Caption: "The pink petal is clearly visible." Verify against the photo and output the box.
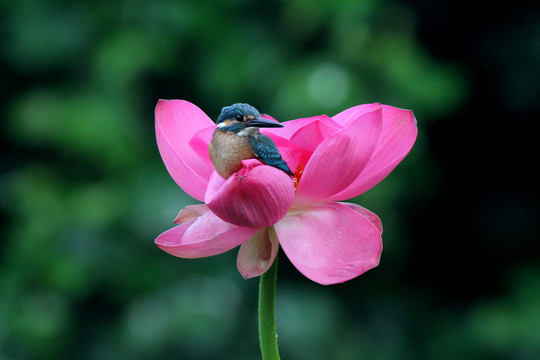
[155,100,214,201]
[156,128,209,202]
[332,103,382,126]
[330,105,418,200]
[339,202,383,234]
[261,115,341,141]
[294,107,383,205]
[174,204,210,224]
[289,115,342,153]
[259,116,341,176]
[275,202,383,285]
[205,164,295,228]
[188,126,215,168]
[237,227,279,279]
[156,209,258,258]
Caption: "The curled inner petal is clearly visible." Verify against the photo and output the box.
[205,164,295,228]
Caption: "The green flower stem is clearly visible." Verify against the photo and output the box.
[258,253,281,360]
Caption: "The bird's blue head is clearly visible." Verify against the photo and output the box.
[216,103,283,128]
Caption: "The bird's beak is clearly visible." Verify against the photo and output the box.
[247,117,284,128]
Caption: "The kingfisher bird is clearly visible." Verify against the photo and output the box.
[208,103,293,179]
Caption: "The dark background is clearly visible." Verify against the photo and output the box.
[1,0,539,359]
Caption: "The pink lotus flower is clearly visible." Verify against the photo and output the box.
[155,100,417,285]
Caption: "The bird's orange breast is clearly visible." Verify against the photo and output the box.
[208,130,255,178]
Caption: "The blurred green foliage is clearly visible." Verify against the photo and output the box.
[1,0,538,359]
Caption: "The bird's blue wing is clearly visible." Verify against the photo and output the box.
[249,134,293,176]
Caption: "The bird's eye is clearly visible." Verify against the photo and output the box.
[235,114,244,121]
